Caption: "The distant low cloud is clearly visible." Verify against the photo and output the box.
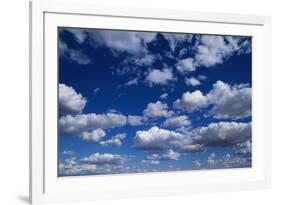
[59,112,127,136]
[81,153,128,165]
[59,84,87,115]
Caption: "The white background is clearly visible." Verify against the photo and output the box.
[0,0,279,204]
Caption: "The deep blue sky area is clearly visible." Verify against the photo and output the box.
[58,27,252,176]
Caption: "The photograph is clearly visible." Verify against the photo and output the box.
[58,27,252,177]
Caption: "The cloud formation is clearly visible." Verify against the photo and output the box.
[163,115,191,127]
[173,90,209,112]
[99,133,126,147]
[195,122,251,146]
[134,126,191,151]
[207,81,252,119]
[59,112,127,136]
[143,101,174,118]
[80,129,106,142]
[146,69,174,85]
[128,115,143,126]
[59,84,87,115]
[81,153,128,165]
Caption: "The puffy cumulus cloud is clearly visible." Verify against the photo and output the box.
[234,140,252,156]
[173,90,209,112]
[195,122,251,147]
[59,40,91,65]
[176,58,196,73]
[81,153,128,165]
[127,115,143,126]
[80,129,106,142]
[163,115,191,128]
[133,126,191,151]
[146,69,174,85]
[173,81,251,119]
[59,84,87,115]
[59,113,127,136]
[180,144,205,153]
[99,133,126,147]
[207,81,252,119]
[185,77,201,86]
[143,101,174,118]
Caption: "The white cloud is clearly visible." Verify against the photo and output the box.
[134,126,191,151]
[80,129,106,142]
[205,153,251,168]
[174,35,251,72]
[173,90,209,112]
[62,150,75,156]
[173,81,251,119]
[163,115,191,127]
[207,81,252,119]
[234,140,252,156]
[185,77,201,86]
[59,156,97,175]
[143,101,174,118]
[99,133,126,147]
[128,115,143,126]
[59,84,87,115]
[59,112,127,136]
[180,144,205,153]
[90,30,156,55]
[195,122,251,146]
[160,93,168,100]
[59,163,97,175]
[176,58,196,73]
[124,78,138,86]
[59,40,91,65]
[161,149,181,160]
[81,153,128,165]
[162,33,193,52]
[142,149,181,164]
[146,69,174,85]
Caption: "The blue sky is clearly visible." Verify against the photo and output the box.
[58,27,252,176]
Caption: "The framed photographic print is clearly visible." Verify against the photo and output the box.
[30,1,272,204]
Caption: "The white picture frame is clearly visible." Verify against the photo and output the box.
[30,1,272,204]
